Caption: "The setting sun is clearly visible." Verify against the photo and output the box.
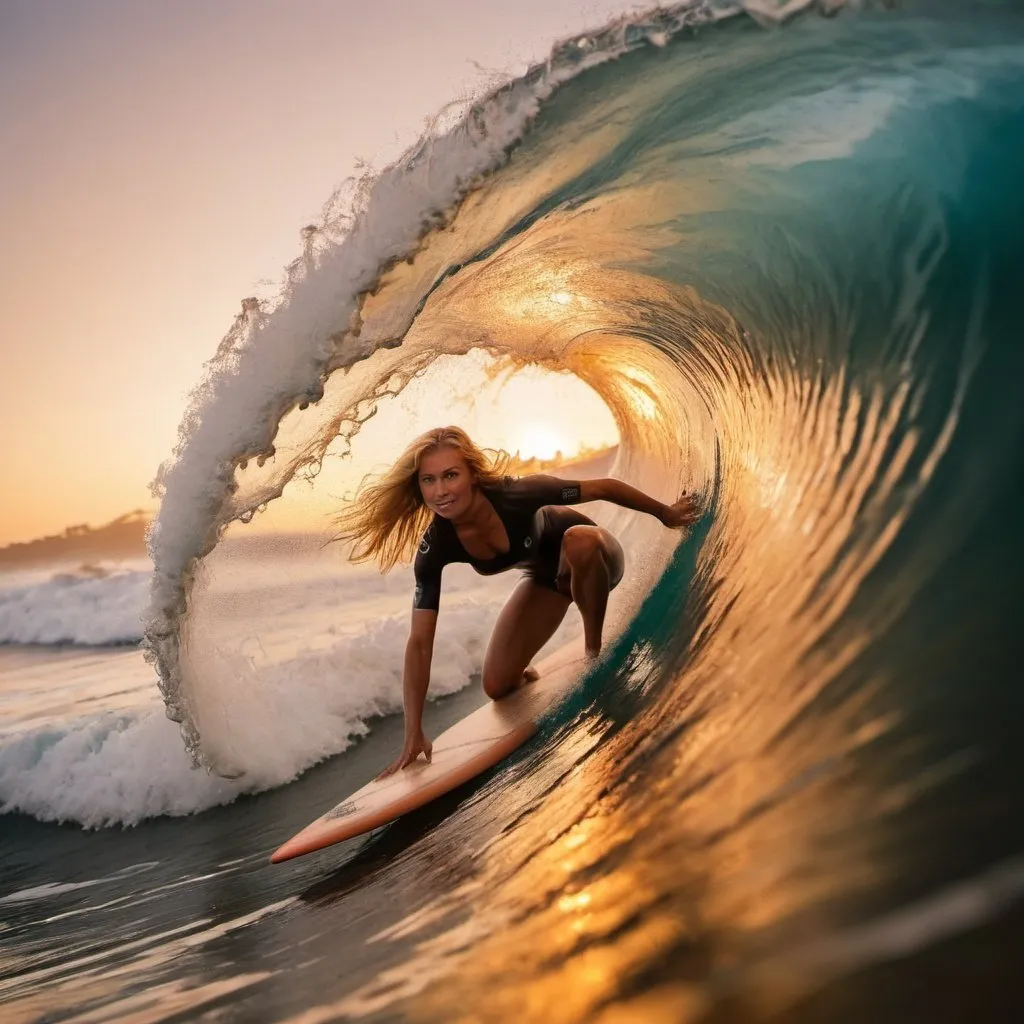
[513,424,565,461]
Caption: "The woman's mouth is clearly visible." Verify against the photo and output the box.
[435,498,455,512]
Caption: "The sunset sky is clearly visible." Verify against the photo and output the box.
[0,0,635,546]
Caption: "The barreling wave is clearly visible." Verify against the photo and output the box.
[142,0,780,770]
[143,0,1024,803]
[51,0,1024,1014]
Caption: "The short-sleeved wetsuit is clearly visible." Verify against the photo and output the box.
[412,474,623,611]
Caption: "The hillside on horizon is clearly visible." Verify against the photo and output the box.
[0,510,155,569]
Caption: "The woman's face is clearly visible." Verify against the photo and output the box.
[417,446,475,519]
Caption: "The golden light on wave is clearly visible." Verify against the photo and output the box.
[499,265,592,322]
[619,366,661,422]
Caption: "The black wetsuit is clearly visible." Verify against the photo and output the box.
[412,474,622,611]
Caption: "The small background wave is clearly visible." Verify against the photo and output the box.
[0,562,151,646]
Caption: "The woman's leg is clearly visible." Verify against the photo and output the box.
[481,579,572,700]
[557,525,625,657]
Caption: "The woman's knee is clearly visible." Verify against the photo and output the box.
[561,526,604,568]
[482,667,517,700]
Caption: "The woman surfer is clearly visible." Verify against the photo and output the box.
[335,426,699,777]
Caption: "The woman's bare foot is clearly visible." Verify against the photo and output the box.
[520,663,544,688]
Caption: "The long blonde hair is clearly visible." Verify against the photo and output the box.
[334,426,511,572]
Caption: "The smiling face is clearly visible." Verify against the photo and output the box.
[417,445,476,520]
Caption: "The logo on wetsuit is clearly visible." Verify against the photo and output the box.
[418,537,430,555]
[523,536,533,549]
[560,485,581,502]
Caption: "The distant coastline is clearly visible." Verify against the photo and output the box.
[0,510,154,569]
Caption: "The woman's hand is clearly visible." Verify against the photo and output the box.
[377,727,433,779]
[660,491,701,530]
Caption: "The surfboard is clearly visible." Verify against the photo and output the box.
[270,641,590,863]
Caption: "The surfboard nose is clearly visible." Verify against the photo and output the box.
[269,841,301,864]
[270,825,336,863]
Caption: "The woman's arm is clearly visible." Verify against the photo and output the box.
[580,478,700,529]
[377,609,438,778]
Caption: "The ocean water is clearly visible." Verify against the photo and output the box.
[3,1,1024,1020]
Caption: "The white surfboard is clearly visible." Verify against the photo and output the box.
[270,641,590,863]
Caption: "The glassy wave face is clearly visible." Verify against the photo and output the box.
[143,1,1023,1016]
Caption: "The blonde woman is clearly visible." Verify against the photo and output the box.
[336,426,698,777]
